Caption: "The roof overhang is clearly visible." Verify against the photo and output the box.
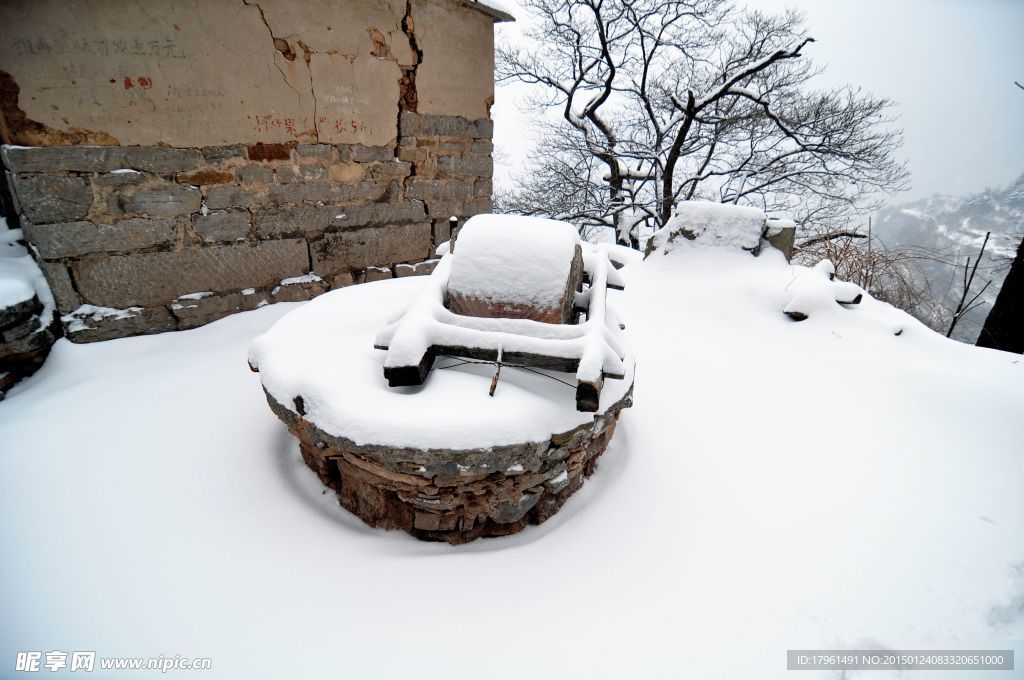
[463,0,516,22]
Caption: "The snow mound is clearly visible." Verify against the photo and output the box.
[0,271,35,310]
[0,222,55,320]
[782,260,867,322]
[649,200,768,254]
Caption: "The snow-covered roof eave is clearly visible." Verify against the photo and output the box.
[467,0,516,23]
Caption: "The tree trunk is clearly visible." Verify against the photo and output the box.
[976,236,1024,353]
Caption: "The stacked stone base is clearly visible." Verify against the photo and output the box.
[266,389,631,544]
[0,293,60,400]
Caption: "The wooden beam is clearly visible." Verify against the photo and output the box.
[575,376,604,412]
[384,351,436,386]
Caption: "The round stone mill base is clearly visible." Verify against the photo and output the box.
[248,277,635,544]
[266,389,631,544]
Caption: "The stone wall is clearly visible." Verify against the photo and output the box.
[2,113,493,341]
[264,385,633,544]
[0,0,508,342]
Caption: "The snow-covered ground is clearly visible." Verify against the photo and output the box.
[1,243,1022,679]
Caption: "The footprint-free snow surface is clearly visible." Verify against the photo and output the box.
[2,245,1022,679]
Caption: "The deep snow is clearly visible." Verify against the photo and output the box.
[1,244,1022,679]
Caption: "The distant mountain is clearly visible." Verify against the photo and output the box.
[873,173,1024,343]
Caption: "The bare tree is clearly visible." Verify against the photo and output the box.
[945,231,992,338]
[793,225,944,329]
[498,0,910,247]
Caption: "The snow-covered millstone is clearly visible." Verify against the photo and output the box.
[249,274,635,543]
[447,214,584,323]
[249,214,636,544]
[378,214,630,412]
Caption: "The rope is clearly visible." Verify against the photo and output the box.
[433,354,577,389]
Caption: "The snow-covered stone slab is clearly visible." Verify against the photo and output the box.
[0,223,61,391]
[647,200,796,259]
[448,214,583,324]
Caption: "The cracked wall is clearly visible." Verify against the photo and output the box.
[0,0,492,147]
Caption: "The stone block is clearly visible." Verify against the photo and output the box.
[464,197,493,217]
[205,186,270,210]
[0,295,40,330]
[474,179,492,197]
[176,169,234,185]
[202,145,247,164]
[110,185,201,217]
[269,181,387,205]
[362,266,393,282]
[271,276,329,303]
[277,164,328,183]
[92,170,147,187]
[237,165,274,184]
[5,171,20,214]
[0,316,39,352]
[395,259,439,277]
[1,145,121,173]
[329,272,355,289]
[398,111,422,137]
[419,114,477,138]
[396,146,417,163]
[328,201,425,229]
[74,239,309,308]
[0,316,60,364]
[13,175,92,224]
[404,179,472,202]
[436,141,467,155]
[38,262,81,311]
[474,119,494,139]
[63,305,176,343]
[295,144,335,160]
[438,155,492,178]
[2,146,198,174]
[765,224,796,262]
[312,223,432,275]
[425,200,464,219]
[341,145,393,163]
[371,161,412,179]
[432,218,451,246]
[193,211,251,243]
[253,206,332,237]
[440,154,491,179]
[24,218,178,258]
[247,144,294,162]
[123,147,200,173]
[170,291,246,330]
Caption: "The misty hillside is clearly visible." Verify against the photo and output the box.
[874,173,1024,342]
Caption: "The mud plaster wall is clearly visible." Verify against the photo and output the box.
[0,0,495,147]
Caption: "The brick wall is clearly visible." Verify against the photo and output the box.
[1,112,493,341]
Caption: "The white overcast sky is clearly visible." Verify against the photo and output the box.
[491,0,1024,204]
